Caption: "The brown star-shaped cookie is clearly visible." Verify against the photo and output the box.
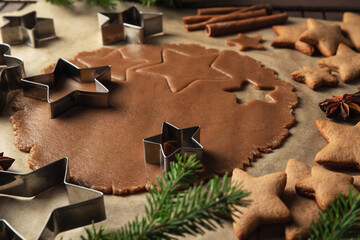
[284,159,319,240]
[341,12,360,51]
[299,18,354,57]
[138,49,229,92]
[314,118,360,169]
[272,24,315,56]
[291,66,338,90]
[354,175,360,190]
[226,34,265,51]
[231,169,291,240]
[295,166,357,210]
[318,43,360,82]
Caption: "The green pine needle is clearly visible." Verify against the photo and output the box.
[46,0,117,10]
[308,188,360,240]
[46,0,182,9]
[81,154,250,240]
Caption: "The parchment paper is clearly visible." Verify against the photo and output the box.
[0,1,359,239]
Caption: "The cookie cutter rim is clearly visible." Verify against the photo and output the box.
[0,43,26,112]
[0,219,23,240]
[0,157,106,240]
[143,122,203,172]
[21,58,111,118]
[1,11,56,48]
[98,5,163,45]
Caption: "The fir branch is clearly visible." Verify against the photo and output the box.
[82,154,250,240]
[308,188,360,240]
[46,0,117,10]
[118,0,183,7]
[46,0,182,8]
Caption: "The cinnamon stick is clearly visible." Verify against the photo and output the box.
[206,13,288,37]
[197,7,243,16]
[185,8,267,31]
[183,15,219,25]
[197,4,271,16]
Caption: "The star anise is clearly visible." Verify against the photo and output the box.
[319,89,360,120]
[0,152,15,170]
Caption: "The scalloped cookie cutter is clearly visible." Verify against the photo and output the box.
[0,43,25,112]
[0,158,106,240]
[98,5,163,45]
[143,122,203,172]
[21,58,111,118]
[1,11,56,48]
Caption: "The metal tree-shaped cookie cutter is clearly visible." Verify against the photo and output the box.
[98,5,163,44]
[0,158,106,240]
[0,43,25,112]
[1,11,56,48]
[21,58,111,118]
[143,122,203,172]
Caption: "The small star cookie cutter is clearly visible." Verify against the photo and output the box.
[0,43,25,112]
[97,5,163,45]
[0,158,106,240]
[21,58,111,118]
[1,11,56,48]
[143,122,203,172]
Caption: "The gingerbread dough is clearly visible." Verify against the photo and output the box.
[11,44,297,195]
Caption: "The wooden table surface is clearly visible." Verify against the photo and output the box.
[0,0,359,21]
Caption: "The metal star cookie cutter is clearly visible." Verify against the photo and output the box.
[1,11,56,48]
[98,5,163,44]
[143,122,203,172]
[0,219,23,239]
[0,157,106,240]
[21,58,111,118]
[0,43,25,112]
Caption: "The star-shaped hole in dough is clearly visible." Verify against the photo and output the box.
[226,34,264,51]
[299,18,354,57]
[231,169,291,240]
[318,43,360,82]
[291,66,338,90]
[76,49,145,81]
[341,12,360,51]
[295,166,357,210]
[314,118,360,169]
[137,49,229,92]
[272,24,315,56]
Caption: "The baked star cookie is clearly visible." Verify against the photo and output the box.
[291,66,338,90]
[231,169,291,240]
[226,34,265,51]
[314,118,360,170]
[272,24,315,56]
[295,166,357,210]
[299,18,354,57]
[318,43,360,82]
[284,159,319,240]
[341,12,360,51]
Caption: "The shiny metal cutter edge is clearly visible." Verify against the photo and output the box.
[143,122,203,172]
[98,5,163,45]
[1,11,56,48]
[0,43,26,112]
[0,157,106,240]
[21,58,111,118]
